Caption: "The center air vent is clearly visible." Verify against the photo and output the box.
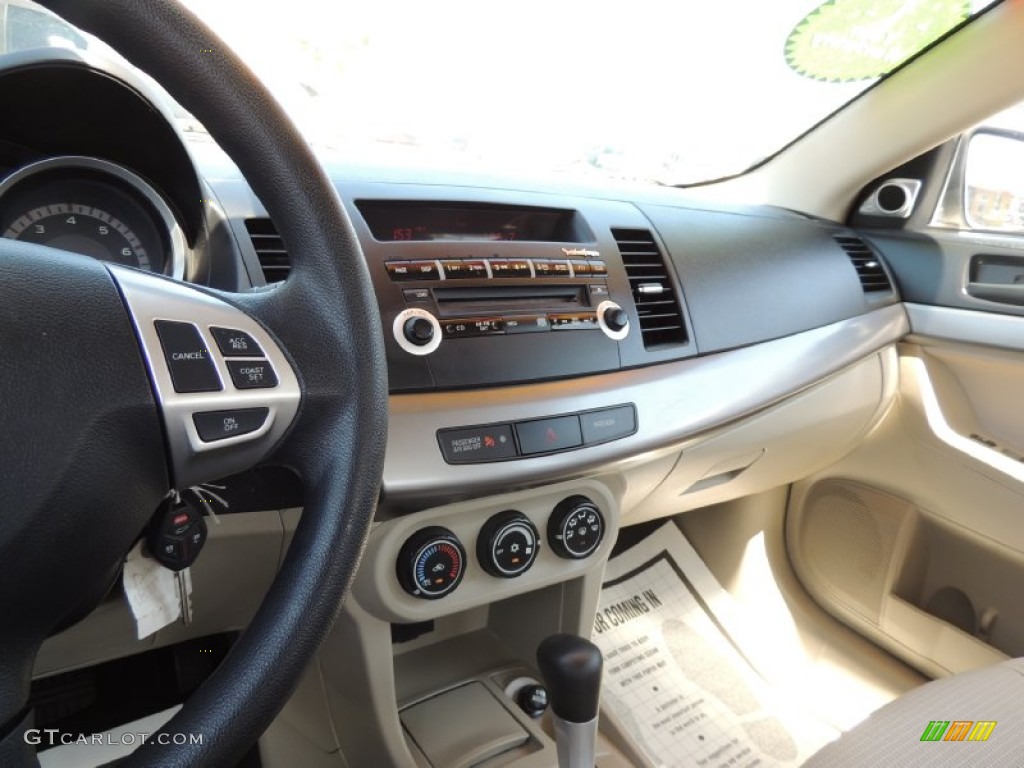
[611,228,687,349]
[245,219,290,284]
[834,234,892,293]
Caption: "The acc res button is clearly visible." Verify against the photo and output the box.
[438,424,518,464]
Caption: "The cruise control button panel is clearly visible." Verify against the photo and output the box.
[154,320,222,393]
[193,408,270,442]
[109,265,301,490]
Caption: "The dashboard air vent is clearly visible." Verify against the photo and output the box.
[835,234,891,293]
[245,219,290,284]
[611,228,687,349]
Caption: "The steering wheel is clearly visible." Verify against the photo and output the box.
[0,1,387,765]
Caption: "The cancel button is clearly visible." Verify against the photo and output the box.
[580,404,637,445]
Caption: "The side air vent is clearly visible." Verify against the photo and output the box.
[834,234,892,293]
[611,228,687,348]
[245,219,290,284]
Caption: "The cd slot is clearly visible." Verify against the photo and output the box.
[433,285,588,316]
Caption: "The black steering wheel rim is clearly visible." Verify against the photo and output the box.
[6,1,388,765]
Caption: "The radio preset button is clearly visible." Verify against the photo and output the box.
[570,260,592,277]
[488,259,532,278]
[441,260,475,279]
[507,259,533,277]
[532,259,570,278]
[589,261,608,276]
[549,313,599,330]
[462,259,489,277]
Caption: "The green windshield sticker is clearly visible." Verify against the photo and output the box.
[785,0,971,82]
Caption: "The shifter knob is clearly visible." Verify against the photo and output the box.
[537,633,603,723]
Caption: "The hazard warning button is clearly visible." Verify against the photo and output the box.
[515,415,582,456]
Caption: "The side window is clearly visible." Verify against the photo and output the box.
[928,103,1024,234]
[964,131,1024,232]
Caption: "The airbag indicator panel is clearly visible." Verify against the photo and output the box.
[437,404,636,464]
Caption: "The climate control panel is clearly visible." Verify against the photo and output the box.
[394,494,607,601]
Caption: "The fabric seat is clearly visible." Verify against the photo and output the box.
[806,658,1024,767]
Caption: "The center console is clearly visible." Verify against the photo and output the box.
[311,476,643,767]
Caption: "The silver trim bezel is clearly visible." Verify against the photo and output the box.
[0,155,188,279]
[382,305,909,500]
[858,178,923,219]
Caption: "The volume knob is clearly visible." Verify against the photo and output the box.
[596,300,629,340]
[404,316,435,345]
[393,308,442,355]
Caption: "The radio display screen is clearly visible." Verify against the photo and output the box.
[356,201,587,242]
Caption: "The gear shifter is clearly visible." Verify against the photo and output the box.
[537,634,603,768]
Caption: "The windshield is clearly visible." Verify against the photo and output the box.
[1,0,1000,184]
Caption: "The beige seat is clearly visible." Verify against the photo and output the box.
[806,658,1024,766]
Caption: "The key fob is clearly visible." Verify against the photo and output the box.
[147,496,208,571]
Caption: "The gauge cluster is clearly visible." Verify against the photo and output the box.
[0,156,185,277]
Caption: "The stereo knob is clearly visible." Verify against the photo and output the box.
[393,308,442,355]
[596,300,629,340]
[603,306,628,332]
[548,496,605,559]
[404,316,435,346]
[397,527,466,599]
[477,511,540,578]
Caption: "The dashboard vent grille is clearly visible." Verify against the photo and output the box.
[245,219,290,284]
[612,228,687,348]
[835,234,891,293]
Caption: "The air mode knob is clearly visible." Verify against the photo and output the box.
[548,496,605,560]
[397,526,466,600]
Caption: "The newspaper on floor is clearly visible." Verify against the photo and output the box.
[594,522,837,768]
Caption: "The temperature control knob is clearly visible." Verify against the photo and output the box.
[397,527,466,600]
[477,511,540,578]
[548,496,605,560]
